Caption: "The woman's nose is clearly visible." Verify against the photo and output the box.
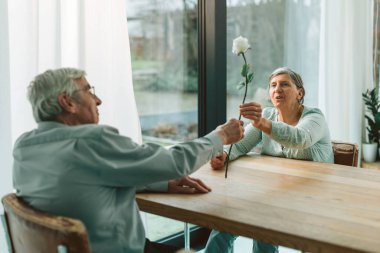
[274,84,282,91]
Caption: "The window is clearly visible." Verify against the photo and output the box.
[126,0,199,241]
[127,0,198,146]
[226,0,321,121]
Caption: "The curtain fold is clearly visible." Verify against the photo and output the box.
[319,0,374,145]
[81,0,141,140]
[284,0,321,108]
[1,0,141,209]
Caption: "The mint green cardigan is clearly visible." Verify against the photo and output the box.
[228,106,334,163]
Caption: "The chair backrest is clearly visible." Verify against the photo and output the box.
[1,193,91,253]
[332,141,359,167]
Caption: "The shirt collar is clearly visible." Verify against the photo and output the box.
[37,121,68,131]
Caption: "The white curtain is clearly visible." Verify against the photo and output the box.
[284,0,321,108]
[0,5,12,251]
[284,0,374,146]
[319,0,374,145]
[0,0,141,210]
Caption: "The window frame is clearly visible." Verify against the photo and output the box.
[198,0,227,135]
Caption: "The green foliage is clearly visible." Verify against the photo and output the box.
[235,54,254,91]
[247,72,254,83]
[132,60,161,70]
[362,88,380,143]
[237,81,245,90]
[143,71,198,93]
[182,71,198,93]
[241,64,250,77]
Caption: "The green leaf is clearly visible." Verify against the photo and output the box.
[375,112,380,126]
[241,64,250,77]
[362,88,380,115]
[236,81,245,90]
[247,72,254,83]
[363,88,380,143]
[365,115,379,144]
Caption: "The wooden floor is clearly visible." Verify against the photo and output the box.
[361,160,380,170]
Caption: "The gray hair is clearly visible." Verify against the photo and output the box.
[27,68,86,122]
[269,67,305,104]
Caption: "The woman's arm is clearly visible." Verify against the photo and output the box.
[269,109,327,149]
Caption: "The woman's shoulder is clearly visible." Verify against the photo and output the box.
[302,105,324,116]
[263,106,277,114]
[262,106,277,119]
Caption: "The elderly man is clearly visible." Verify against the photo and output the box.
[13,68,244,253]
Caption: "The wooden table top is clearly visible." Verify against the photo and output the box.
[136,155,380,253]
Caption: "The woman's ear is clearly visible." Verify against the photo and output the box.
[298,88,304,100]
[57,94,76,113]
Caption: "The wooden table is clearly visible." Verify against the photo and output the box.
[136,155,380,253]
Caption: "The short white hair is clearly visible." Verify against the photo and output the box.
[27,68,86,122]
[269,67,305,104]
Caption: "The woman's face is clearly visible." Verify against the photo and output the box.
[269,73,303,108]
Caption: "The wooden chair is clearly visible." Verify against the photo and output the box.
[1,193,91,253]
[331,141,359,167]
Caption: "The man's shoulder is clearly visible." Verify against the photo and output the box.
[73,124,119,135]
[64,124,121,141]
[15,123,120,148]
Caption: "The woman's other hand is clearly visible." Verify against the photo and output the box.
[210,152,227,170]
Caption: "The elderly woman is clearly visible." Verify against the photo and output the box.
[204,67,334,253]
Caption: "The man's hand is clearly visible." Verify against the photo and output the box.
[168,176,211,194]
[210,152,227,170]
[215,118,244,145]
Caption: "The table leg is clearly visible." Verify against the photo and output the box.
[184,222,190,250]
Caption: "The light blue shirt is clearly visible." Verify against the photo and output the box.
[228,106,334,163]
[13,121,223,253]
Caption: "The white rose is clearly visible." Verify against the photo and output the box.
[232,36,250,55]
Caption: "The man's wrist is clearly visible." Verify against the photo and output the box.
[215,128,227,144]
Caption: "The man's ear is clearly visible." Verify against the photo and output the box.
[57,94,77,113]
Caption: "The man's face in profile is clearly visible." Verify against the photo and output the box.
[72,77,102,124]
